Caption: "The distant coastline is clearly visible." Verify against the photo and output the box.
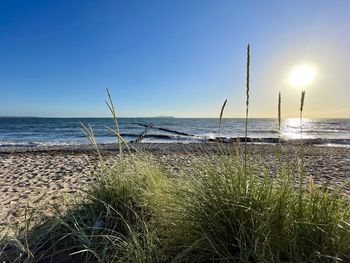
[152,116,175,118]
[0,116,39,118]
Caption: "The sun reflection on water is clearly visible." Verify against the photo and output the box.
[281,118,313,139]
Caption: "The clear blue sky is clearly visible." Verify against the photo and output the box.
[1,0,349,117]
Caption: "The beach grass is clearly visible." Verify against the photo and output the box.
[1,145,349,262]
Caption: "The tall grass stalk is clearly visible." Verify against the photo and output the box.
[300,90,306,143]
[218,99,227,138]
[105,88,123,158]
[81,123,103,162]
[299,90,306,163]
[244,44,250,175]
[298,90,306,220]
[278,91,281,145]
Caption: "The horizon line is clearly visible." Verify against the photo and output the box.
[0,116,349,119]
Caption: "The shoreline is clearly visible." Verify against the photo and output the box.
[1,142,349,227]
[1,138,350,154]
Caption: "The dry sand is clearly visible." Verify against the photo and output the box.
[1,143,349,227]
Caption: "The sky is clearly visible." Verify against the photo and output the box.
[0,0,349,118]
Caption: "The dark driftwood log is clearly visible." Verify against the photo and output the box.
[135,124,152,143]
[132,123,195,137]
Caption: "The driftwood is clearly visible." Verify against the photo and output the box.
[135,124,152,143]
[132,123,195,137]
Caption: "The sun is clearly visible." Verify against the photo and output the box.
[288,64,316,88]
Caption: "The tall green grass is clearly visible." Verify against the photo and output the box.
[2,146,348,262]
[164,150,350,262]
[244,44,250,173]
[218,99,228,138]
[0,154,168,263]
[278,91,281,145]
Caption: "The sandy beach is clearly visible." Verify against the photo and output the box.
[1,143,349,227]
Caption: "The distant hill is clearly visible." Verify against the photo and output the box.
[152,116,175,118]
[0,116,39,118]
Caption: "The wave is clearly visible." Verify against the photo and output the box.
[0,141,87,148]
[1,137,349,149]
[303,129,350,133]
[0,141,39,147]
[207,137,350,146]
[249,130,279,134]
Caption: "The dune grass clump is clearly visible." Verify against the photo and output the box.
[164,148,350,262]
[0,154,169,263]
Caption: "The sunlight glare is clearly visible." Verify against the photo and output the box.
[288,64,316,88]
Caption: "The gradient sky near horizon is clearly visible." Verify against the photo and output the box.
[0,0,349,118]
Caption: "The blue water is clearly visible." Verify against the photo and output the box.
[0,118,349,147]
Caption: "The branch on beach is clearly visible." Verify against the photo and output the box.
[135,124,153,143]
[132,122,196,137]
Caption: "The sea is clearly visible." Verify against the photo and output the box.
[0,117,349,148]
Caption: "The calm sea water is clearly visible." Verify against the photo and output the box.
[0,118,349,147]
